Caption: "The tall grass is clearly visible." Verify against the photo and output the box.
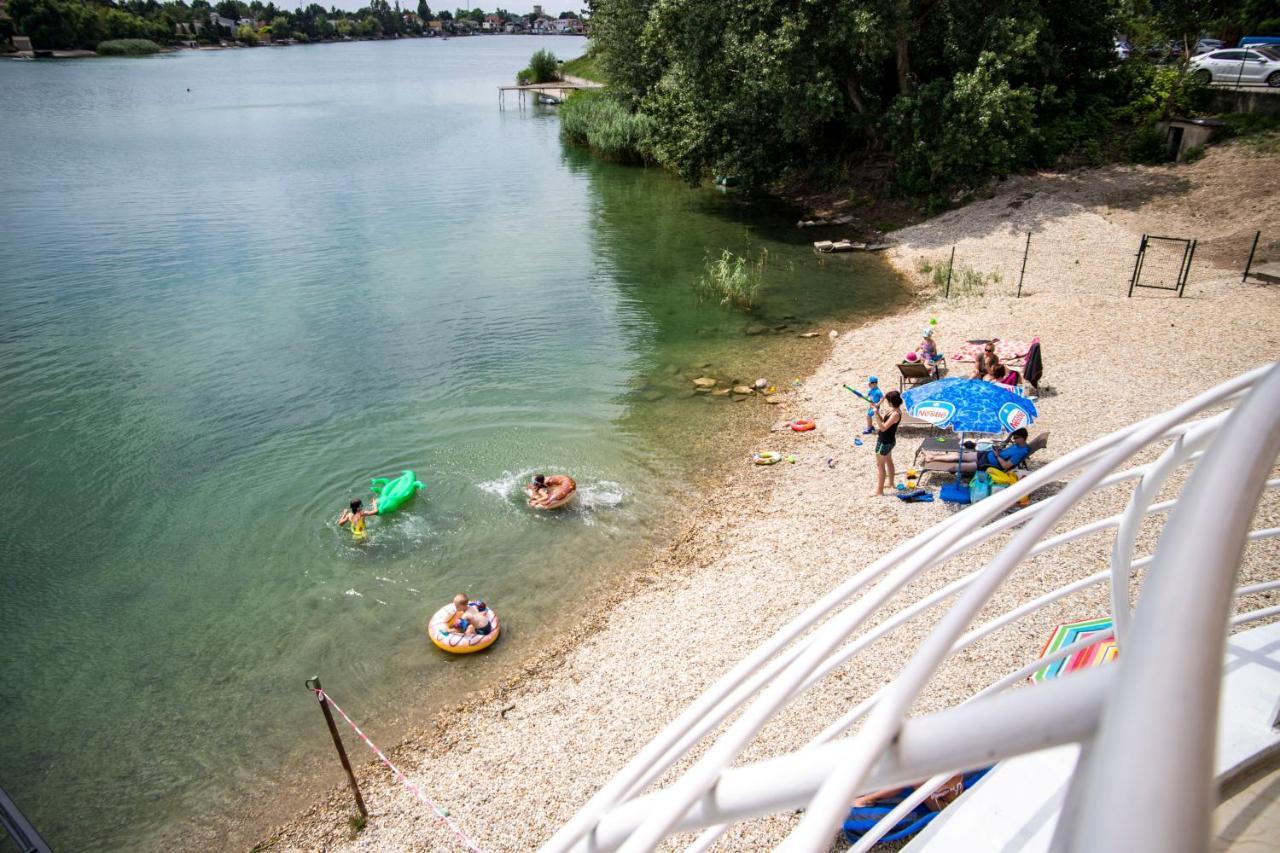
[558,90,654,163]
[695,249,768,310]
[925,256,994,299]
[96,39,161,55]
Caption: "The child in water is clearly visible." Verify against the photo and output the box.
[449,594,493,636]
[337,498,378,540]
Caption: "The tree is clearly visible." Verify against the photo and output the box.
[235,22,258,41]
[416,0,430,20]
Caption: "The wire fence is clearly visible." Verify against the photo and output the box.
[911,228,1276,301]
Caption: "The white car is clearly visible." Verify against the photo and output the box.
[1188,48,1280,87]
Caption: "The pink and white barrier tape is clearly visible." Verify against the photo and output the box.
[313,688,484,852]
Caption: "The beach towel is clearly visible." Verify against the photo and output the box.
[896,489,934,502]
[950,337,1039,364]
[842,767,993,844]
[1024,341,1043,389]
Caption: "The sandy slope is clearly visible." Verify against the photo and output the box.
[260,140,1280,852]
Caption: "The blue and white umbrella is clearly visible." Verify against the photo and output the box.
[901,378,1037,434]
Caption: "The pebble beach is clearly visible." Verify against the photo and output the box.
[260,140,1280,852]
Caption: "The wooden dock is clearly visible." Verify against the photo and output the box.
[498,80,602,109]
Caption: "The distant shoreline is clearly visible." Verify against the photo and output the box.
[5,30,586,61]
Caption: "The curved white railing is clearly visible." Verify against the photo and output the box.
[544,363,1280,853]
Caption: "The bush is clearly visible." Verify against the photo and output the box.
[95,38,160,55]
[517,48,560,85]
[559,90,655,163]
[694,249,767,310]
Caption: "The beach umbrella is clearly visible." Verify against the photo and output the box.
[1032,616,1118,683]
[901,378,1039,493]
[900,378,1038,435]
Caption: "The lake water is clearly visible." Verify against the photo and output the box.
[0,38,906,850]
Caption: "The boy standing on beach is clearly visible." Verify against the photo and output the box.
[862,376,884,435]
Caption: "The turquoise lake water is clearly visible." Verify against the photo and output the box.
[0,38,907,850]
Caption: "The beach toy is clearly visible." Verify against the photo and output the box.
[370,470,424,515]
[930,317,937,325]
[427,601,500,654]
[790,418,816,432]
[525,477,577,510]
[854,438,863,446]
[753,451,783,465]
[843,384,872,403]
[896,483,906,491]
[786,455,798,463]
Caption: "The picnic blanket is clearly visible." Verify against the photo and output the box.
[950,337,1040,364]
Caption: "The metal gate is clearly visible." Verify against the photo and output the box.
[1128,234,1197,298]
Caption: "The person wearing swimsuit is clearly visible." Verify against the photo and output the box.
[525,473,577,509]
[337,498,378,540]
[871,390,902,497]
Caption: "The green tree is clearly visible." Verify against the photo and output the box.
[235,21,257,41]
[416,0,431,20]
[269,13,288,38]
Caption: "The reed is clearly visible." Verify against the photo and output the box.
[96,39,162,55]
[559,90,654,164]
[694,249,768,310]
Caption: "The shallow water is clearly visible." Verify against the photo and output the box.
[0,38,907,850]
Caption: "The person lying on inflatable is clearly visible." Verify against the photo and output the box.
[337,498,378,540]
[525,473,576,510]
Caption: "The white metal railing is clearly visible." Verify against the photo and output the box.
[543,363,1280,853]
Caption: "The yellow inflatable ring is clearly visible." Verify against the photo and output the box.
[428,602,501,654]
[753,451,783,465]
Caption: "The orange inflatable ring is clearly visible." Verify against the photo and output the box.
[790,419,816,432]
[428,602,501,654]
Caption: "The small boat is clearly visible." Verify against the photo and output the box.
[536,93,561,105]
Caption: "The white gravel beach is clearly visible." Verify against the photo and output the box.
[259,140,1280,852]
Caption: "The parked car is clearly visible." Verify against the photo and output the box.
[1192,38,1225,55]
[1188,48,1280,86]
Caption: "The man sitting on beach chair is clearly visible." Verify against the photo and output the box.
[923,428,1030,473]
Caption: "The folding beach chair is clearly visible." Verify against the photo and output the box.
[897,360,934,392]
[915,432,1050,488]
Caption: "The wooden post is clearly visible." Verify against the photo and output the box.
[944,246,955,298]
[305,676,367,818]
[1016,232,1031,298]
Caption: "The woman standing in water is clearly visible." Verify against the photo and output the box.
[871,390,902,497]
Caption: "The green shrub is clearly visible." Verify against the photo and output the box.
[694,249,767,310]
[95,38,160,55]
[517,48,560,85]
[1181,144,1205,163]
[559,90,655,163]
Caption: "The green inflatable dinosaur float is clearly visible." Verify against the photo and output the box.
[370,470,425,515]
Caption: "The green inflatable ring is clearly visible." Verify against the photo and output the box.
[370,470,425,515]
